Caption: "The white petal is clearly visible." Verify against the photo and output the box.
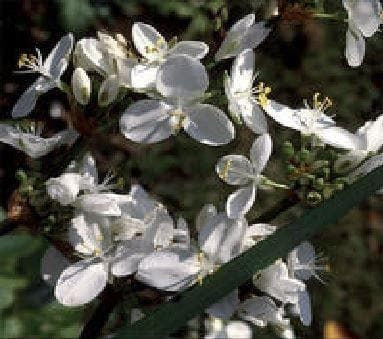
[173,217,190,249]
[316,126,363,150]
[238,296,286,327]
[247,223,276,237]
[225,321,253,339]
[345,23,365,67]
[183,104,235,146]
[156,54,208,99]
[206,290,239,320]
[122,184,158,219]
[349,154,383,189]
[44,33,74,79]
[226,184,256,219]
[240,21,271,51]
[117,58,136,88]
[11,80,40,118]
[136,248,199,292]
[263,100,303,131]
[168,41,209,59]
[79,153,99,188]
[250,133,272,174]
[132,22,167,60]
[98,74,120,106]
[41,246,69,286]
[46,173,82,205]
[216,155,253,185]
[349,0,382,37]
[241,101,268,134]
[230,49,254,94]
[196,204,217,232]
[130,64,158,90]
[111,242,148,276]
[55,260,107,306]
[357,114,383,152]
[297,289,312,326]
[72,67,91,105]
[287,241,315,281]
[215,14,255,61]
[120,99,172,143]
[75,193,129,216]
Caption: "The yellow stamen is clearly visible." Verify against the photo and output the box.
[219,160,232,180]
[312,92,332,112]
[256,82,271,108]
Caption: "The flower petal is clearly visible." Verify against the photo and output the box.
[11,79,45,118]
[156,54,208,99]
[111,242,148,276]
[44,33,74,79]
[263,100,303,131]
[196,204,217,232]
[120,99,172,143]
[168,41,209,59]
[98,74,120,106]
[55,260,107,306]
[130,64,158,90]
[316,126,363,150]
[183,104,235,146]
[206,290,239,319]
[345,22,365,67]
[347,0,382,37]
[241,101,268,134]
[240,21,271,51]
[250,133,272,174]
[230,48,255,94]
[132,22,167,60]
[215,14,255,61]
[75,193,130,216]
[216,155,253,185]
[226,184,256,219]
[136,248,199,292]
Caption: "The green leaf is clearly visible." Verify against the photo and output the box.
[0,235,40,259]
[117,165,383,337]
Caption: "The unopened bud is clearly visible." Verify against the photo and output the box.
[98,74,120,106]
[72,67,91,105]
[307,191,322,205]
[282,141,294,159]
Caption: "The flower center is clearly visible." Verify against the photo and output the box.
[169,108,187,134]
[254,82,271,108]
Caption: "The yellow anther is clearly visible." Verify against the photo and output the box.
[18,53,38,69]
[255,82,271,108]
[219,160,232,180]
[312,92,332,112]
[169,109,186,133]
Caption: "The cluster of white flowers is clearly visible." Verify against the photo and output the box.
[2,5,383,338]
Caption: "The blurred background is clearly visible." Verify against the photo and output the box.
[0,0,383,337]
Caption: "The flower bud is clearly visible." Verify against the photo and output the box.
[46,173,82,205]
[282,141,294,159]
[98,74,120,106]
[72,68,91,105]
[307,191,322,205]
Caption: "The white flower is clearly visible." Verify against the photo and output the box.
[120,54,235,145]
[287,241,327,283]
[241,223,276,251]
[71,67,91,105]
[225,49,268,134]
[46,173,83,206]
[12,34,74,118]
[264,94,362,150]
[288,289,312,327]
[215,14,271,61]
[136,205,247,292]
[216,134,272,219]
[130,22,209,90]
[205,317,252,339]
[335,114,383,171]
[238,296,289,328]
[0,123,78,159]
[253,260,306,305]
[343,0,382,67]
[73,32,136,104]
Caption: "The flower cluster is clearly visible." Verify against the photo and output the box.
[1,5,383,339]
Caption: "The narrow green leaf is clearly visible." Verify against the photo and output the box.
[117,165,383,338]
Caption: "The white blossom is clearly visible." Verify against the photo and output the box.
[0,123,78,159]
[264,94,362,150]
[136,205,247,292]
[216,134,272,219]
[71,67,91,105]
[343,0,382,67]
[215,14,271,61]
[253,260,306,305]
[120,54,235,145]
[46,173,83,206]
[225,49,268,134]
[205,317,252,339]
[12,34,74,118]
[131,22,208,90]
